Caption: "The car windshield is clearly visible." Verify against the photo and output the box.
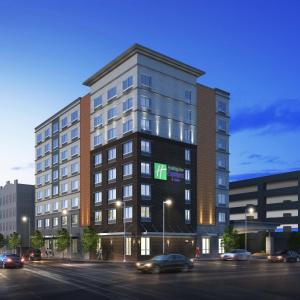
[151,255,169,261]
[6,254,19,258]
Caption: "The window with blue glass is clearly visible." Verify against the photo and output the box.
[71,110,79,123]
[107,87,117,100]
[93,96,102,109]
[123,98,133,112]
[122,76,133,91]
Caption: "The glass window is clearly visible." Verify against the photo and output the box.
[123,119,133,133]
[45,143,51,154]
[95,153,102,166]
[108,147,116,160]
[36,190,43,201]
[140,74,152,87]
[108,188,117,201]
[53,217,59,227]
[218,238,225,254]
[93,96,102,109]
[107,107,117,121]
[108,168,117,181]
[141,237,150,255]
[71,144,79,157]
[95,192,102,204]
[45,128,50,139]
[94,134,103,147]
[95,172,102,185]
[217,138,227,151]
[141,140,151,153]
[141,119,151,131]
[95,211,102,223]
[45,203,50,213]
[94,115,103,128]
[71,127,79,140]
[62,199,68,209]
[61,149,68,161]
[218,212,226,223]
[141,162,151,175]
[71,162,79,174]
[217,156,226,169]
[53,185,59,196]
[141,184,151,197]
[36,133,43,144]
[71,214,78,226]
[71,110,79,123]
[141,206,150,219]
[62,215,67,226]
[140,96,151,109]
[45,218,50,228]
[217,174,226,187]
[36,162,42,172]
[61,133,68,145]
[61,183,68,193]
[44,187,51,198]
[123,185,133,198]
[202,238,210,254]
[217,192,226,205]
[123,98,133,112]
[44,158,50,169]
[52,122,59,134]
[123,163,133,177]
[123,141,133,156]
[52,170,59,181]
[184,129,192,143]
[185,169,191,182]
[185,90,192,102]
[53,202,59,211]
[185,149,191,161]
[61,117,68,129]
[185,209,191,224]
[71,197,79,208]
[107,128,117,140]
[108,208,116,223]
[186,110,192,122]
[61,166,68,177]
[185,189,191,202]
[218,101,227,113]
[36,147,42,158]
[125,237,132,256]
[37,204,43,213]
[44,173,50,183]
[124,206,132,221]
[71,180,79,191]
[217,119,227,132]
[122,76,133,91]
[53,138,59,150]
[36,176,43,186]
[37,219,43,228]
[107,86,117,100]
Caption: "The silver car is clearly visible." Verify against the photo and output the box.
[220,249,251,261]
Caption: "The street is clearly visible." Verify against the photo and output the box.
[1,260,300,300]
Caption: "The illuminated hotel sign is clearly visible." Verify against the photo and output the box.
[154,163,184,182]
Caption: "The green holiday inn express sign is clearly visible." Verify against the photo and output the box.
[154,163,168,180]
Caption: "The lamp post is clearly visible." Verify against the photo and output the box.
[116,200,126,262]
[245,206,255,251]
[22,216,31,249]
[163,199,172,254]
[62,209,72,259]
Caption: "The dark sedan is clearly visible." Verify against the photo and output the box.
[136,254,194,273]
[268,250,299,263]
[0,254,24,268]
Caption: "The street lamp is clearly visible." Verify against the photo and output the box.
[163,199,172,254]
[245,206,255,251]
[116,200,126,262]
[62,209,72,259]
[22,216,31,249]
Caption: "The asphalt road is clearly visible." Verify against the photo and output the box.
[1,260,300,300]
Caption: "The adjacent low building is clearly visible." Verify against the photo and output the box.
[229,171,300,252]
[0,180,35,248]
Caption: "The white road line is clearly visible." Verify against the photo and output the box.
[0,272,8,279]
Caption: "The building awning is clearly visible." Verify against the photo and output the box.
[231,220,280,234]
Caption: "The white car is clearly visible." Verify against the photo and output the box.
[220,249,251,261]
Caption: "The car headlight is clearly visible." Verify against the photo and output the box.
[190,258,194,263]
[267,256,271,259]
[136,262,141,267]
[277,256,283,259]
[6,258,12,262]
[145,263,152,267]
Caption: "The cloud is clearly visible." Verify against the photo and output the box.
[230,166,300,182]
[240,153,285,166]
[11,163,34,171]
[231,99,300,134]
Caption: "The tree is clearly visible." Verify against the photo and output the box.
[8,232,21,253]
[31,230,44,249]
[56,228,70,258]
[288,232,300,251]
[0,233,6,249]
[82,227,98,253]
[222,226,240,252]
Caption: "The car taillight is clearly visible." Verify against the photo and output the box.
[21,258,25,262]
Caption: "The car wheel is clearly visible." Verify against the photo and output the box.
[152,266,160,274]
[182,264,189,272]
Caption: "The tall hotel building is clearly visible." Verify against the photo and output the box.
[35,44,230,259]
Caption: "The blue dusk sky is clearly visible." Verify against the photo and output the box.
[0,0,300,186]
